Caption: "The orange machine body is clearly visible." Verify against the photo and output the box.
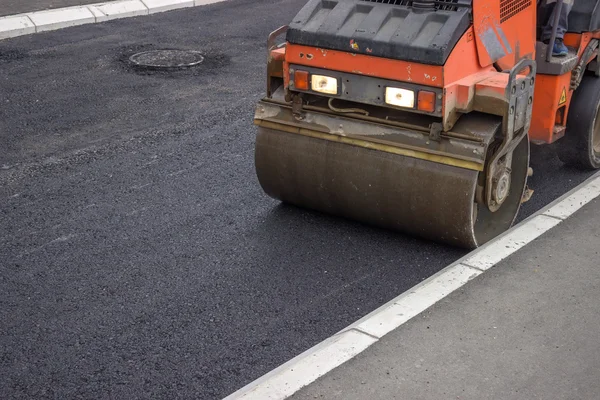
[271,0,600,144]
[529,31,600,144]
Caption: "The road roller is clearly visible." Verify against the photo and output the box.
[253,0,600,248]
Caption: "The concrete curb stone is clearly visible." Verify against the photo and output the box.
[0,15,36,40]
[27,6,97,32]
[0,0,226,40]
[142,0,196,14]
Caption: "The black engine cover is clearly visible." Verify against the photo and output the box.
[286,0,473,66]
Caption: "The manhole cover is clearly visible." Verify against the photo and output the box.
[128,50,205,70]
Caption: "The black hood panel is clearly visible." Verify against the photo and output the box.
[286,0,473,66]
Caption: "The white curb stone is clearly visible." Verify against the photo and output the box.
[93,0,148,21]
[87,6,108,20]
[543,174,600,219]
[28,6,96,32]
[0,0,228,40]
[194,0,226,5]
[143,0,195,14]
[0,15,36,39]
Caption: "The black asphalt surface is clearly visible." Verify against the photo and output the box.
[0,0,100,17]
[0,1,596,399]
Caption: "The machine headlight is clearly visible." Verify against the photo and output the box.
[311,75,338,95]
[385,87,415,108]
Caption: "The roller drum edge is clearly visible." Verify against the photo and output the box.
[255,127,530,249]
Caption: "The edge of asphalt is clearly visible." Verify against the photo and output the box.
[5,1,599,395]
[0,0,227,40]
[222,169,600,400]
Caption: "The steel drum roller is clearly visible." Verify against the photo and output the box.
[255,126,530,248]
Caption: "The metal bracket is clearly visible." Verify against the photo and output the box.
[429,122,443,141]
[485,58,536,212]
[572,39,598,90]
[292,95,304,118]
[267,25,288,58]
[266,25,289,98]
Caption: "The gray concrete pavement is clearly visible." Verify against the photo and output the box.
[0,0,102,17]
[293,198,600,400]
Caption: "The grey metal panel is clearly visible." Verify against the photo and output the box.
[567,0,600,33]
[535,41,578,75]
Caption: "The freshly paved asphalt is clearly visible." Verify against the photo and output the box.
[0,0,596,399]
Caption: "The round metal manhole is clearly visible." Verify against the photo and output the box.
[128,50,205,70]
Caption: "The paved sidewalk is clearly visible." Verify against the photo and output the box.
[292,198,600,400]
[0,0,101,17]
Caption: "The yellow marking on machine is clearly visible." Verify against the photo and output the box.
[559,87,567,105]
[255,119,484,172]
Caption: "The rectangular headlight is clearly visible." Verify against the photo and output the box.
[385,87,415,108]
[311,75,338,95]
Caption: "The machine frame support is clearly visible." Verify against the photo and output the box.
[485,58,536,212]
